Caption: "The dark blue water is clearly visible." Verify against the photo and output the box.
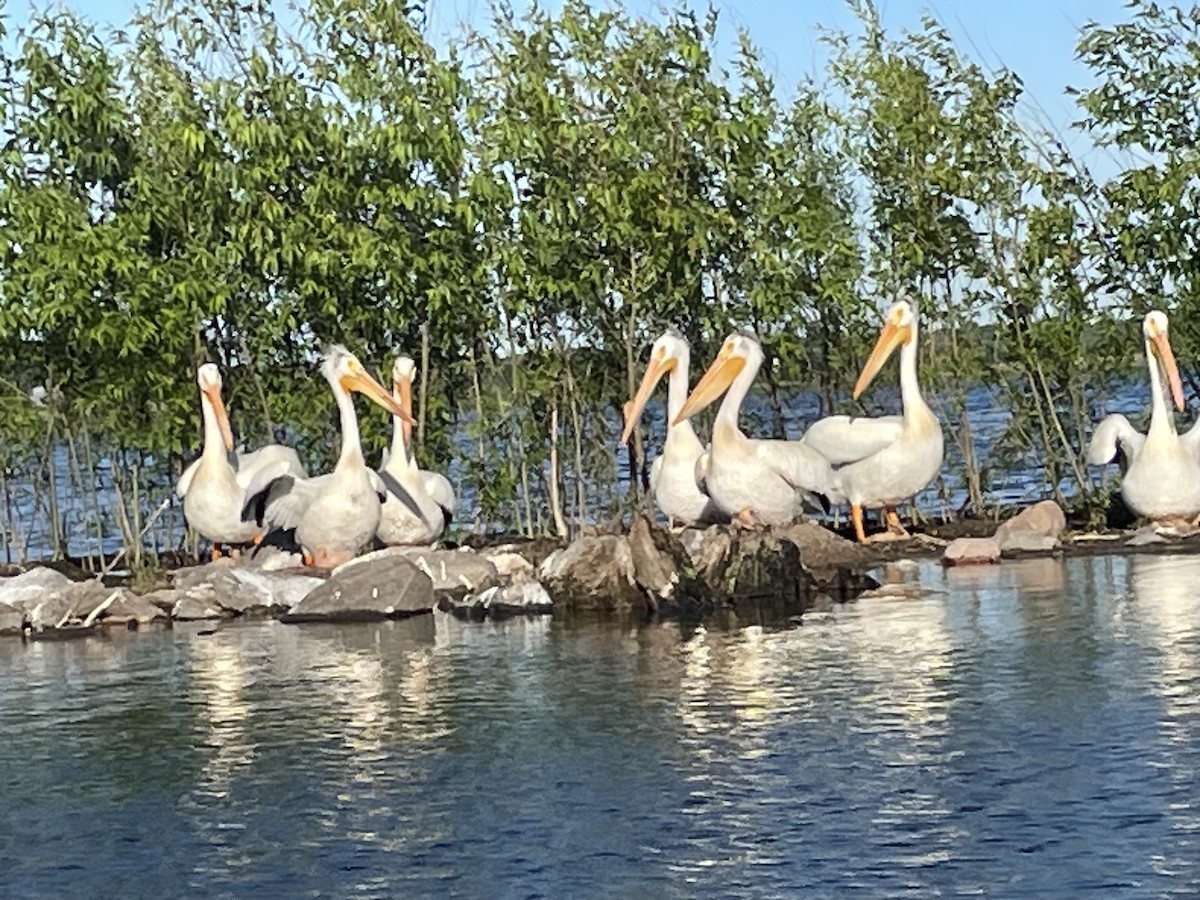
[2,553,1199,897]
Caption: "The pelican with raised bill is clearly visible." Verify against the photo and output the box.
[376,355,455,545]
[242,346,413,568]
[673,331,834,527]
[175,363,307,559]
[621,328,724,527]
[1086,310,1200,523]
[801,299,943,543]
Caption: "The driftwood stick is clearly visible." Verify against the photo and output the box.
[82,590,120,627]
[95,497,172,581]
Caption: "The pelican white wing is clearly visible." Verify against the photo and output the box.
[801,415,904,466]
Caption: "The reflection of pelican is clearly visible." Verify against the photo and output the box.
[175,364,306,558]
[621,329,723,526]
[244,347,411,567]
[674,332,833,526]
[377,357,452,545]
[1087,311,1200,522]
[802,300,943,542]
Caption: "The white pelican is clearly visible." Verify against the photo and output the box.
[376,356,453,545]
[175,363,306,559]
[244,346,412,567]
[620,328,724,527]
[802,299,943,542]
[673,331,834,526]
[1086,310,1200,522]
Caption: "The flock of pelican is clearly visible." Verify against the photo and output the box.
[623,300,945,542]
[173,303,1193,568]
[176,347,455,567]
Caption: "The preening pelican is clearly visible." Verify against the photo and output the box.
[673,331,834,526]
[175,363,306,558]
[1086,310,1200,522]
[802,299,943,542]
[376,356,453,545]
[244,346,412,568]
[621,328,724,527]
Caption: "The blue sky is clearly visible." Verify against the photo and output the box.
[6,0,1130,171]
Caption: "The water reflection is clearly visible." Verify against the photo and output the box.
[3,557,1200,896]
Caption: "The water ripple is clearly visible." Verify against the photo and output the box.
[1,556,1199,896]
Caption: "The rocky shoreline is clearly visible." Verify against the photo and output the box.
[2,500,1198,641]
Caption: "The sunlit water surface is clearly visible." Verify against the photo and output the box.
[2,554,1199,897]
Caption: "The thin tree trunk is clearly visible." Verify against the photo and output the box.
[548,400,569,538]
[418,321,431,452]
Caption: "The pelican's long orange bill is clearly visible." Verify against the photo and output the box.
[853,321,911,399]
[394,374,414,444]
[204,383,235,451]
[1151,331,1185,411]
[673,353,744,425]
[620,355,674,444]
[346,370,414,424]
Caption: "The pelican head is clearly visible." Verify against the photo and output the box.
[672,331,762,425]
[196,363,234,451]
[392,355,417,443]
[620,328,690,444]
[1144,310,1184,411]
[321,345,413,423]
[854,299,917,399]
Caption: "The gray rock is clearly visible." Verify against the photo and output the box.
[140,589,184,613]
[0,601,23,636]
[282,555,434,623]
[171,558,239,591]
[995,500,1065,551]
[942,537,1002,566]
[627,516,677,602]
[0,567,72,614]
[479,548,536,583]
[172,586,229,621]
[539,535,642,612]
[367,547,497,600]
[439,580,554,621]
[998,532,1060,554]
[207,568,325,617]
[103,592,167,626]
[1126,525,1168,547]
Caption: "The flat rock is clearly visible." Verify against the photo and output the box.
[0,601,22,636]
[172,587,230,621]
[283,555,434,623]
[207,568,325,617]
[170,558,241,591]
[140,588,185,613]
[1126,526,1168,547]
[943,537,1002,566]
[103,592,168,626]
[440,581,554,621]
[363,547,497,601]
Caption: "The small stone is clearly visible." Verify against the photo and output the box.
[997,532,1060,554]
[172,587,228,621]
[942,537,1002,567]
[1126,525,1168,546]
[994,500,1065,551]
[480,550,536,582]
[0,601,23,636]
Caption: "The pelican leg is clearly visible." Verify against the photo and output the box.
[210,545,223,562]
[852,504,866,543]
[252,533,264,545]
[302,549,314,567]
[885,506,910,537]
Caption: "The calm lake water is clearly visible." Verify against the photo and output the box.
[2,554,1199,897]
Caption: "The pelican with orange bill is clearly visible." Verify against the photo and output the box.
[1087,310,1200,523]
[620,329,723,527]
[802,299,943,542]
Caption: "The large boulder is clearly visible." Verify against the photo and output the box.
[0,567,72,615]
[539,535,643,613]
[282,554,434,623]
[102,592,169,627]
[0,601,22,636]
[207,568,325,617]
[478,547,537,583]
[172,586,230,621]
[994,500,1065,553]
[627,516,678,606]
